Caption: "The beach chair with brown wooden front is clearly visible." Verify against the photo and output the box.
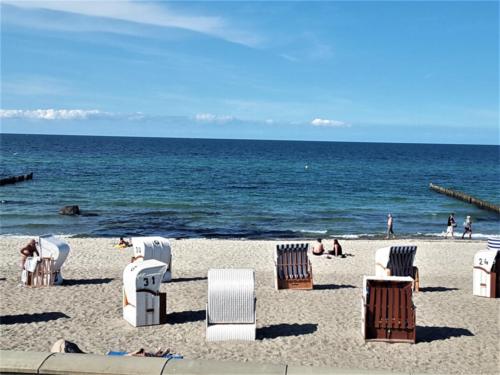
[361,276,416,343]
[274,243,313,290]
[375,245,419,291]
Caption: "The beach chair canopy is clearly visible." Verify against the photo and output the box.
[207,268,255,324]
[488,237,500,251]
[275,243,310,280]
[474,249,499,273]
[123,259,167,307]
[37,234,70,271]
[376,245,417,277]
[131,236,171,266]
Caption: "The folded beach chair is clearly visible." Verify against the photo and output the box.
[274,243,313,290]
[206,269,256,341]
[375,245,419,291]
[123,259,167,327]
[361,276,416,343]
[22,235,70,287]
[131,237,172,282]
[473,248,499,298]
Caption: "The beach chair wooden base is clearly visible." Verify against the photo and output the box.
[277,277,313,290]
[24,258,55,287]
[363,278,416,344]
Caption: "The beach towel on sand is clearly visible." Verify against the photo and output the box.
[107,349,183,359]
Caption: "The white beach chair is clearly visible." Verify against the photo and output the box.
[123,259,167,327]
[473,248,499,298]
[206,269,256,341]
[375,245,419,291]
[22,235,70,287]
[131,237,172,282]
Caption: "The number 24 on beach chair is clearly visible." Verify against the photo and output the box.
[274,243,313,290]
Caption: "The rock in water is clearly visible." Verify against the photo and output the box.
[59,205,80,215]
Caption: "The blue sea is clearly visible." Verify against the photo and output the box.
[1,134,499,239]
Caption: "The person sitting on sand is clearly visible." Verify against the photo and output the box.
[328,239,343,257]
[20,239,39,268]
[312,238,325,256]
[118,237,131,247]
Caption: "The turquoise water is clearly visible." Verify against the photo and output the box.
[1,134,499,238]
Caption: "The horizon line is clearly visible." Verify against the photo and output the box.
[1,132,499,147]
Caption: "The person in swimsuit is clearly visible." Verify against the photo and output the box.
[312,238,325,255]
[20,239,39,268]
[329,239,343,257]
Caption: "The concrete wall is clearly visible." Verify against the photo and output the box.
[0,350,416,375]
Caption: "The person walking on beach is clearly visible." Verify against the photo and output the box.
[19,239,38,268]
[312,238,325,255]
[445,213,456,238]
[386,214,395,239]
[462,216,472,239]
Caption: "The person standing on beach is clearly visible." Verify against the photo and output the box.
[462,216,472,239]
[19,239,38,268]
[445,213,456,238]
[386,214,395,239]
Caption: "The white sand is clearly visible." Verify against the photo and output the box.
[0,237,498,374]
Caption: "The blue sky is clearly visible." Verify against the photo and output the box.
[0,1,498,144]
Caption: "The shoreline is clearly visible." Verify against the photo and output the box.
[1,233,496,241]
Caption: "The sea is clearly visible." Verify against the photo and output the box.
[1,133,499,239]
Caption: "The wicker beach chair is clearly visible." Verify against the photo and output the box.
[274,243,313,290]
[123,259,167,327]
[206,268,256,341]
[131,237,172,282]
[21,235,70,287]
[473,249,499,298]
[362,276,416,343]
[375,245,419,291]
[21,256,55,287]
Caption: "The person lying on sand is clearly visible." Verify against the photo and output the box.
[51,339,173,357]
[118,237,132,247]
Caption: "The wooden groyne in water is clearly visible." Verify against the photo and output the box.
[429,183,500,214]
[0,172,33,186]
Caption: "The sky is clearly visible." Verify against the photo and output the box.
[0,1,498,144]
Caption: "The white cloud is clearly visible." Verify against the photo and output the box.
[310,118,348,127]
[195,113,235,123]
[0,109,108,120]
[3,1,261,47]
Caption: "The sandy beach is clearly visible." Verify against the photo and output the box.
[0,237,498,374]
